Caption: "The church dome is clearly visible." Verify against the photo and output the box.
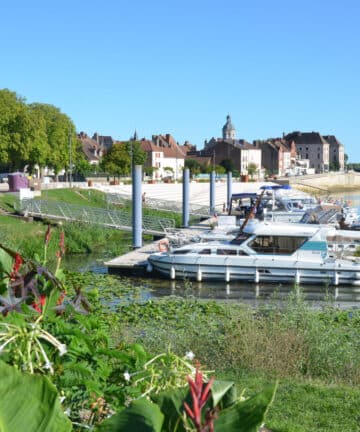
[222,115,236,139]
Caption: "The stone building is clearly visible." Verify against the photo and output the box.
[323,135,345,171]
[284,131,330,173]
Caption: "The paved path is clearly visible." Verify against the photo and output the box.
[94,181,275,212]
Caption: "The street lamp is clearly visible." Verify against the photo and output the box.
[69,131,72,188]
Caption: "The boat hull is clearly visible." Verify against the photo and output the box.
[148,254,360,286]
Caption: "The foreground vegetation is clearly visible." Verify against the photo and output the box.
[1,188,360,430]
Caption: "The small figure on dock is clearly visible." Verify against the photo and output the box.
[142,192,146,204]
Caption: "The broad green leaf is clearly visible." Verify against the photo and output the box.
[0,244,15,275]
[96,398,164,432]
[0,361,72,432]
[152,387,189,432]
[214,383,278,432]
[211,380,237,408]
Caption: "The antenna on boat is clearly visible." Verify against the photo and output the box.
[239,189,265,233]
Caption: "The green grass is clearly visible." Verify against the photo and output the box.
[41,188,109,207]
[0,193,20,212]
[220,370,360,431]
[106,294,360,431]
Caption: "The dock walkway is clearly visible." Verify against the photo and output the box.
[104,223,212,274]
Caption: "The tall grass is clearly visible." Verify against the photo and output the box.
[115,288,360,386]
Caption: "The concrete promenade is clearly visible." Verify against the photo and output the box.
[94,180,274,212]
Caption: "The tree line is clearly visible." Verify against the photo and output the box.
[0,88,89,178]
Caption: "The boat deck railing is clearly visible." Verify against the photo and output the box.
[18,199,175,235]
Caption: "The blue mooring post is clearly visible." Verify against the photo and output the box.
[227,171,232,211]
[210,170,215,215]
[132,165,142,249]
[182,168,190,227]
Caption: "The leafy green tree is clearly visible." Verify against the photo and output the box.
[29,103,76,179]
[100,143,131,179]
[123,141,147,173]
[247,162,258,179]
[220,158,235,173]
[184,158,202,178]
[0,89,34,171]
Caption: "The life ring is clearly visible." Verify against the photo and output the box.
[158,238,170,252]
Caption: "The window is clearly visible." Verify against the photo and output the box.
[172,249,191,255]
[198,249,211,255]
[216,249,237,255]
[248,235,308,254]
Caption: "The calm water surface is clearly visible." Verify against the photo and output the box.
[63,190,360,309]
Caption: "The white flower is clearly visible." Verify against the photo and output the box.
[58,344,67,356]
[185,351,195,361]
[123,371,131,382]
[59,396,66,404]
[43,361,53,370]
[64,408,71,416]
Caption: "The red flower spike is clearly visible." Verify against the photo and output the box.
[32,294,47,313]
[58,231,65,256]
[10,253,23,280]
[200,377,215,407]
[44,225,51,246]
[184,369,216,432]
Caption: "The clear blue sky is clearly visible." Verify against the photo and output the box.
[2,0,360,161]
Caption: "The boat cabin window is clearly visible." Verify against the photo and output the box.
[198,248,211,255]
[248,235,308,254]
[172,249,191,255]
[216,249,238,255]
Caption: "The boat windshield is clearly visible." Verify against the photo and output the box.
[248,235,308,254]
[230,233,250,245]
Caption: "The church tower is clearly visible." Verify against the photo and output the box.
[222,115,236,139]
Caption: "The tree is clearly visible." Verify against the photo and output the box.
[247,162,258,179]
[0,89,35,171]
[28,103,77,179]
[220,159,235,173]
[184,158,202,178]
[123,141,147,174]
[100,144,131,179]
[163,166,174,178]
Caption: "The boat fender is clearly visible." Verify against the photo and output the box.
[225,268,230,282]
[146,262,153,272]
[197,268,202,282]
[158,238,170,252]
[170,266,176,280]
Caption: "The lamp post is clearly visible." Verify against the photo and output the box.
[69,131,72,188]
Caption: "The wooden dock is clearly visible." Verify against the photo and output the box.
[104,223,212,275]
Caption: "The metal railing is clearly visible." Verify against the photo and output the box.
[19,199,175,235]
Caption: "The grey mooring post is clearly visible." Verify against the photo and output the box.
[132,165,142,249]
[227,171,232,211]
[182,168,190,227]
[210,170,216,215]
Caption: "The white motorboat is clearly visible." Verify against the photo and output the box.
[147,220,360,286]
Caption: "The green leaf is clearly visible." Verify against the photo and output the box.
[152,387,189,432]
[0,361,72,432]
[211,380,237,408]
[0,244,15,275]
[214,383,278,432]
[96,398,164,432]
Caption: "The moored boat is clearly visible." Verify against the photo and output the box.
[147,220,360,286]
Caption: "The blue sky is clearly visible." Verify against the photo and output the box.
[2,0,360,161]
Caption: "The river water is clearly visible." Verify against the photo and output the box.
[63,190,360,309]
